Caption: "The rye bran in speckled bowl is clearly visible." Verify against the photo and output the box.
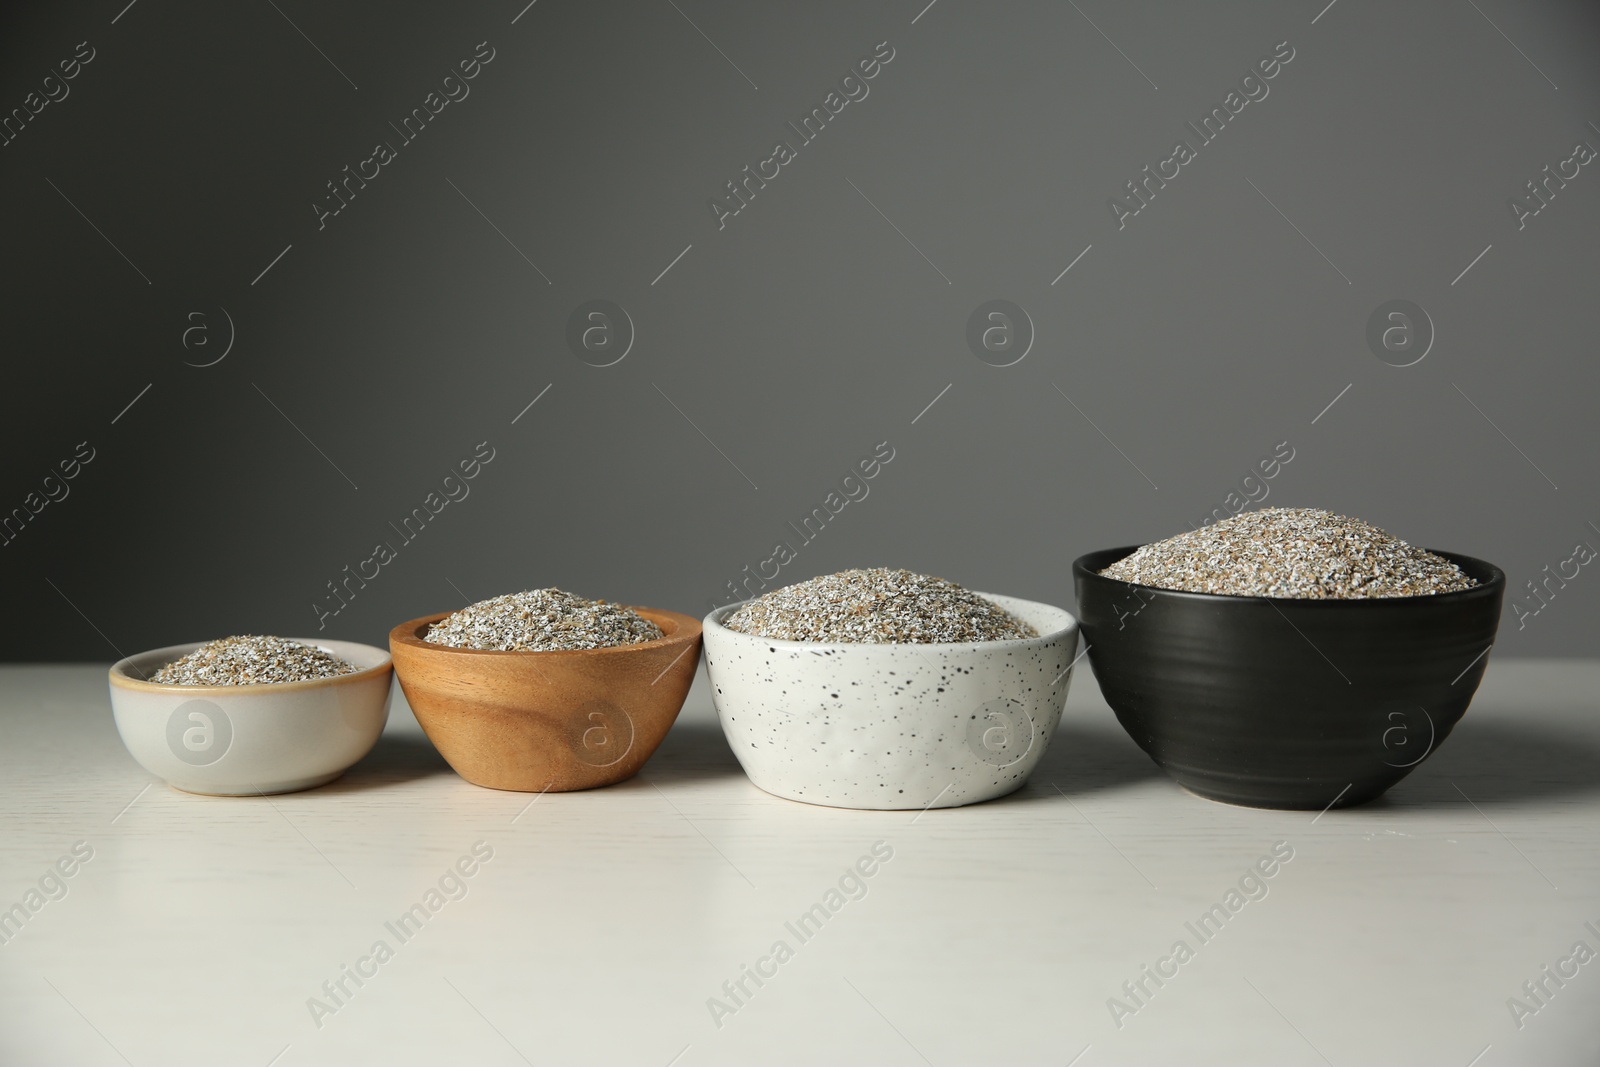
[703,589,1079,811]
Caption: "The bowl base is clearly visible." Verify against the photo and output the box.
[162,770,347,796]
[745,776,1028,811]
[453,767,641,792]
[1172,778,1391,811]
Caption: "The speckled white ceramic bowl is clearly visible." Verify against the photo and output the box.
[108,638,392,795]
[703,593,1079,809]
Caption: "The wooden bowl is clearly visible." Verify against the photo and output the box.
[388,607,702,792]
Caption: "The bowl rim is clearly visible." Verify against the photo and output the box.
[108,637,393,695]
[1073,545,1506,605]
[389,604,703,658]
[702,590,1079,651]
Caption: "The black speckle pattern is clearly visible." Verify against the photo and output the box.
[702,594,1079,810]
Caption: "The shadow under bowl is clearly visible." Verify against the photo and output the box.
[1073,547,1505,810]
[108,638,393,795]
[388,607,702,792]
[703,593,1080,810]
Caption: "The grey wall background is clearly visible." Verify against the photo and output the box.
[2,0,1597,661]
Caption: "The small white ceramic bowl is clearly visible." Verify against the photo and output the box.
[108,638,392,795]
[703,593,1079,810]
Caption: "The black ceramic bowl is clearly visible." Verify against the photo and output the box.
[1073,546,1505,809]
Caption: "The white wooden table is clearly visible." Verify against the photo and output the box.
[2,660,1596,1066]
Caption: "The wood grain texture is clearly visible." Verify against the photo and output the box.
[0,659,1597,1066]
[388,607,702,791]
